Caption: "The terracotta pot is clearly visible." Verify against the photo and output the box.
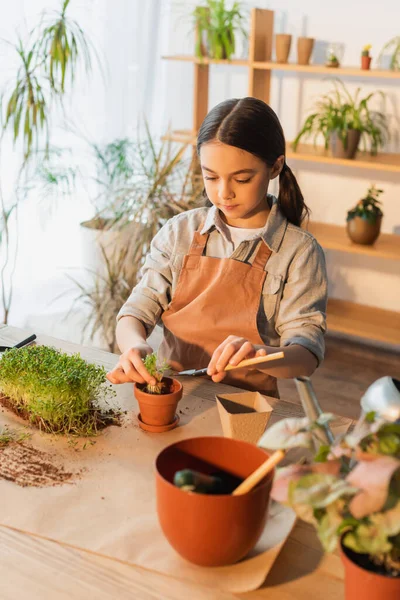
[216,391,273,444]
[330,129,361,159]
[275,34,292,63]
[361,55,372,70]
[155,436,273,566]
[347,215,382,245]
[341,542,400,600]
[297,37,315,65]
[134,377,182,431]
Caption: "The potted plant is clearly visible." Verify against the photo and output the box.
[193,0,247,60]
[259,410,400,599]
[325,44,341,68]
[378,36,400,71]
[134,353,183,433]
[362,44,372,70]
[292,80,389,159]
[0,345,120,435]
[346,185,384,245]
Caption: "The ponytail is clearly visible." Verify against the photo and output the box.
[278,163,310,227]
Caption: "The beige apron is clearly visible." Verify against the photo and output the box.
[160,229,279,397]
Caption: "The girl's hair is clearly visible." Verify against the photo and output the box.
[196,97,309,227]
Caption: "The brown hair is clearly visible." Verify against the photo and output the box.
[196,97,309,227]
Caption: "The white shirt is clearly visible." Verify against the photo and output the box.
[225,223,265,250]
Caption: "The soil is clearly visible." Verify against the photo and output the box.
[0,442,77,487]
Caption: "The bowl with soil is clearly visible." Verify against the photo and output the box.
[0,345,120,436]
[134,353,183,432]
[155,436,273,566]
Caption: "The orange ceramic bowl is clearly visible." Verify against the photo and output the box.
[155,436,273,566]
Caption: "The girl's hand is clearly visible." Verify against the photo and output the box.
[106,343,156,385]
[207,336,267,383]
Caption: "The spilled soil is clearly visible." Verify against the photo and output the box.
[0,442,76,487]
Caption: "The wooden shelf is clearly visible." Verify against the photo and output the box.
[327,299,400,346]
[252,62,400,79]
[308,222,400,261]
[161,131,400,174]
[162,55,248,66]
[287,143,400,173]
[162,55,400,79]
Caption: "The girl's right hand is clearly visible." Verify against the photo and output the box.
[106,343,156,385]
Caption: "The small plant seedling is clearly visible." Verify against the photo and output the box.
[142,353,170,394]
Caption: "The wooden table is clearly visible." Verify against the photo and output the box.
[0,325,346,599]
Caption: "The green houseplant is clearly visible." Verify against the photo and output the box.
[378,36,400,71]
[0,0,98,324]
[259,410,400,599]
[193,0,247,60]
[133,353,183,433]
[292,80,389,159]
[0,345,119,436]
[65,125,203,353]
[346,185,384,245]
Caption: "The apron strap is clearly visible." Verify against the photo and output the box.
[188,230,209,256]
[252,240,272,271]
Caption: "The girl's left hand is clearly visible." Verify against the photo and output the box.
[207,336,267,383]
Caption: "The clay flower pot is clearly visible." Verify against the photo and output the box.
[330,129,361,159]
[275,34,292,63]
[216,391,273,444]
[361,55,372,70]
[156,436,273,566]
[347,215,382,245]
[134,377,182,432]
[341,542,400,600]
[297,37,315,65]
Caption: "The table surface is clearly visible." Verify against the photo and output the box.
[0,324,348,600]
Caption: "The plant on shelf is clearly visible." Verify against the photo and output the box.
[192,0,247,60]
[346,185,384,245]
[142,353,170,394]
[378,36,400,71]
[0,345,120,436]
[259,410,400,597]
[292,80,389,159]
[361,44,372,70]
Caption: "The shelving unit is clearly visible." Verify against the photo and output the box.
[162,8,400,347]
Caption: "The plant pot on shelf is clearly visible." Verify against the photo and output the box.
[133,377,183,432]
[347,215,382,245]
[155,436,273,566]
[297,37,315,65]
[330,129,361,159]
[216,391,273,444]
[361,55,372,70]
[275,34,292,63]
[340,541,400,600]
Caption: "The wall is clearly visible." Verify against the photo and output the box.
[164,0,400,313]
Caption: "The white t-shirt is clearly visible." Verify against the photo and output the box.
[225,224,265,250]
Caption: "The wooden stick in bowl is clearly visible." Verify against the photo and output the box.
[224,351,284,372]
[232,450,286,496]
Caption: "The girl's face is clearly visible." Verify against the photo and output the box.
[200,141,284,228]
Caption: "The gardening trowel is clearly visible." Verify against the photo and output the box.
[178,351,285,376]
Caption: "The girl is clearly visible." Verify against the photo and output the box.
[107,97,327,397]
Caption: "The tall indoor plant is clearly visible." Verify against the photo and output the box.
[259,410,400,599]
[0,0,98,324]
[193,0,247,60]
[67,125,203,352]
[292,80,389,159]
